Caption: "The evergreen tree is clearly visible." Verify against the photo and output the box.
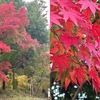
[26,0,49,44]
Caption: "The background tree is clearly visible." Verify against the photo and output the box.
[0,0,25,9]
[25,0,49,44]
[0,0,49,44]
[0,1,34,90]
[15,40,50,97]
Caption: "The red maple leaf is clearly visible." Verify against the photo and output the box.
[85,42,98,57]
[90,68,100,94]
[92,22,100,42]
[50,12,62,27]
[78,0,100,15]
[57,0,73,9]
[50,54,71,75]
[82,8,92,19]
[59,9,82,26]
[65,20,74,34]
[50,40,65,54]
[65,77,70,89]
[70,67,86,86]
[50,0,57,6]
[60,33,79,51]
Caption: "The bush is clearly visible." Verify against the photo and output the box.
[17,75,30,91]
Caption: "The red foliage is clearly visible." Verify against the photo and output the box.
[0,2,32,50]
[0,2,34,82]
[17,31,34,49]
[50,0,100,93]
[0,41,10,53]
[50,54,71,75]
[78,0,100,15]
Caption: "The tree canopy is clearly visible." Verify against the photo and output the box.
[50,0,100,97]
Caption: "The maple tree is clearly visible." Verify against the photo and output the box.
[50,0,100,98]
[0,1,34,86]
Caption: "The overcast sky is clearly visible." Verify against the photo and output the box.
[23,0,50,27]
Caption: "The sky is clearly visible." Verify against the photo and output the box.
[23,0,50,27]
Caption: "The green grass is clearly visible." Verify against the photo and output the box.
[1,96,33,100]
[0,96,48,100]
[0,89,48,100]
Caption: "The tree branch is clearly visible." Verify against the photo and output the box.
[72,86,81,100]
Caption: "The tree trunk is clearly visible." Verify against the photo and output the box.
[30,77,33,96]
[2,80,5,90]
[12,69,15,90]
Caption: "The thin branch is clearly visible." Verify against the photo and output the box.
[73,52,81,64]
[72,86,82,100]
[68,55,82,66]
